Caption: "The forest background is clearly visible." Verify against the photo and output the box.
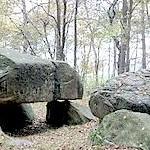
[0,0,150,95]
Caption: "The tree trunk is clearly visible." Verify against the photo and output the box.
[146,0,150,26]
[134,34,139,71]
[55,0,68,61]
[74,0,79,70]
[118,0,128,74]
[84,1,100,85]
[43,22,53,59]
[101,59,104,85]
[92,37,100,86]
[141,1,146,69]
[118,43,126,74]
[62,0,67,54]
[125,0,133,72]
[21,0,28,53]
[108,39,111,79]
[107,0,130,75]
[81,42,91,87]
[113,40,116,77]
[55,0,64,61]
[81,45,86,84]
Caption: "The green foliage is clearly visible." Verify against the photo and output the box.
[83,76,107,96]
[89,125,115,147]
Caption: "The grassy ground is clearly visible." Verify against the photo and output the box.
[0,99,138,150]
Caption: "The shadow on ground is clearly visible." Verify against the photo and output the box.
[4,120,60,137]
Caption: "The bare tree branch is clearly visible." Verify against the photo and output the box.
[107,0,119,25]
[131,0,141,13]
[41,19,53,59]
[9,17,36,55]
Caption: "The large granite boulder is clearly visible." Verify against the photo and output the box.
[89,69,150,119]
[0,49,83,103]
[90,109,150,150]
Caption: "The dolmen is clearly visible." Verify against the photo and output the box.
[0,49,92,132]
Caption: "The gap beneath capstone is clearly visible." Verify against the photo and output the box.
[0,102,47,136]
[0,101,93,136]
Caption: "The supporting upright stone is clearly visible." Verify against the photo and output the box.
[0,103,34,132]
[46,100,69,127]
[46,100,94,127]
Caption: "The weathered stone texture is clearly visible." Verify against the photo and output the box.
[90,110,150,150]
[46,100,93,127]
[0,49,83,103]
[89,69,150,119]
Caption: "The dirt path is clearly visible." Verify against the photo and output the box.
[0,102,138,150]
[0,102,97,150]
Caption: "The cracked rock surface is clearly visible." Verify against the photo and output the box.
[0,49,83,104]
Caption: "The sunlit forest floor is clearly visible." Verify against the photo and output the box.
[1,99,138,150]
